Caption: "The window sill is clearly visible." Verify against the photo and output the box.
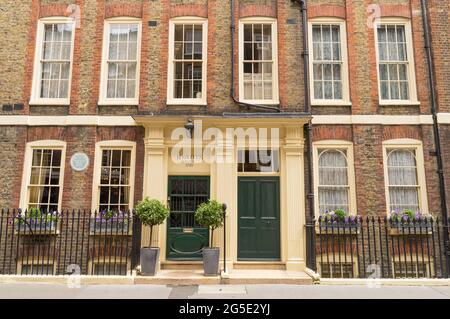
[166,99,207,106]
[311,101,352,107]
[379,100,421,106]
[97,100,139,106]
[29,100,70,106]
[238,100,280,106]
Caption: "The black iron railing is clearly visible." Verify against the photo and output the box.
[0,209,141,276]
[309,216,450,279]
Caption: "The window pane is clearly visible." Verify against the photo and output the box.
[312,26,321,43]
[263,63,272,81]
[194,25,202,41]
[254,82,263,99]
[333,64,341,80]
[314,81,323,99]
[390,82,399,99]
[263,25,272,42]
[381,81,389,99]
[183,80,193,98]
[175,25,183,41]
[263,82,272,99]
[244,25,252,41]
[324,81,333,99]
[253,43,263,60]
[184,25,193,42]
[313,64,322,80]
[110,168,120,185]
[254,24,262,42]
[334,81,342,99]
[389,64,398,80]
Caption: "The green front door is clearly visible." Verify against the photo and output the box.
[238,177,280,260]
[166,176,210,260]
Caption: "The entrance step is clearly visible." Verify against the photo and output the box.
[223,269,313,285]
[135,269,313,285]
[135,270,220,285]
[233,261,286,270]
[160,261,203,270]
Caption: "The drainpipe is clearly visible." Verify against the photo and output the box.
[230,0,281,113]
[293,0,315,271]
[420,0,450,276]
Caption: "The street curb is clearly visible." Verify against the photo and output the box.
[0,275,135,285]
[320,278,450,286]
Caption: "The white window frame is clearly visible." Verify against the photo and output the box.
[382,139,429,215]
[91,140,136,212]
[19,140,67,211]
[239,17,279,105]
[308,18,351,106]
[374,18,419,106]
[98,18,142,106]
[167,16,208,105]
[313,140,357,217]
[30,17,76,106]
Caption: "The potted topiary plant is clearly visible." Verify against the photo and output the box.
[194,200,225,276]
[135,198,169,276]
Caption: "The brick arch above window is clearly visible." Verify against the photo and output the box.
[308,5,346,20]
[171,4,208,18]
[39,4,71,18]
[378,4,411,19]
[383,126,421,141]
[105,4,143,19]
[239,5,276,18]
[312,126,353,142]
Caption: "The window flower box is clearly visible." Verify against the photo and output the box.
[388,210,434,235]
[89,211,132,235]
[317,210,360,235]
[14,209,59,235]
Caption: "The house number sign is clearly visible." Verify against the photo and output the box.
[70,152,89,172]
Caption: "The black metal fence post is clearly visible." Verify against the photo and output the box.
[130,212,142,271]
[222,203,227,274]
[305,214,316,271]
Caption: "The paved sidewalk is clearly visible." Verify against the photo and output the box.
[0,283,450,299]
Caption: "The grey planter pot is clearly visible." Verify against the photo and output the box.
[140,247,159,276]
[202,247,220,276]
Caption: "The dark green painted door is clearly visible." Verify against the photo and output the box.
[238,177,280,260]
[166,176,210,260]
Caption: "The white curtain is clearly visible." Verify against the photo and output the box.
[387,149,420,212]
[107,24,138,99]
[318,149,349,213]
[41,23,72,99]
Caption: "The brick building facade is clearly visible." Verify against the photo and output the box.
[0,0,448,274]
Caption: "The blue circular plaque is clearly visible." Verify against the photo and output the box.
[70,152,89,172]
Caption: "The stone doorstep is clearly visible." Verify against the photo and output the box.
[0,269,313,285]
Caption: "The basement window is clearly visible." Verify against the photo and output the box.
[319,262,354,278]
